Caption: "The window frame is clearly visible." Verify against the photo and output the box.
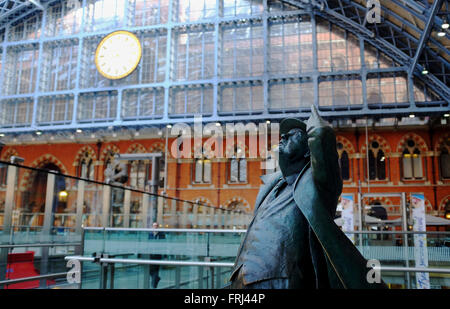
[401,140,425,181]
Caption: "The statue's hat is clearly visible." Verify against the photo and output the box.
[280,118,307,135]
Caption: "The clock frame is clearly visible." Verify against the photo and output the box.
[95,30,142,80]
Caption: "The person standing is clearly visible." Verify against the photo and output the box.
[148,222,165,288]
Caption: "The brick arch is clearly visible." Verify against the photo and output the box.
[336,136,355,154]
[360,134,391,155]
[366,197,393,206]
[149,141,165,153]
[223,197,251,213]
[73,146,97,166]
[126,143,147,154]
[1,148,19,161]
[439,195,450,214]
[20,154,69,191]
[397,133,429,153]
[193,197,213,209]
[435,132,450,153]
[99,144,120,163]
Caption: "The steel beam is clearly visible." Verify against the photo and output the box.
[28,0,43,10]
[409,0,443,76]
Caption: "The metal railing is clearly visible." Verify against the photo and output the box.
[0,242,81,248]
[63,226,450,289]
[0,159,252,288]
[63,254,450,289]
[0,272,68,287]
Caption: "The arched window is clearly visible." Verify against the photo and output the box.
[336,142,350,181]
[227,201,246,212]
[126,145,149,190]
[78,152,95,180]
[104,150,115,171]
[367,141,386,180]
[194,158,211,183]
[402,139,423,180]
[439,137,450,179]
[129,160,148,190]
[229,147,247,183]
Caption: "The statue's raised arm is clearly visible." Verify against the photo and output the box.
[306,105,342,215]
[293,105,387,289]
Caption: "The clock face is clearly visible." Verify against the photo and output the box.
[95,30,142,80]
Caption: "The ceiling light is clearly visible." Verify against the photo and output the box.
[0,133,4,137]
[437,31,446,37]
[421,69,428,75]
[444,113,450,118]
[76,129,82,133]
[409,114,415,118]
[36,131,42,135]
[215,122,221,127]
[166,124,172,129]
[266,120,271,124]
[442,23,449,30]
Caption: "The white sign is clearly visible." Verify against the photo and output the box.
[411,193,430,289]
[341,195,355,244]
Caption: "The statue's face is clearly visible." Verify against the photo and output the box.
[279,128,309,162]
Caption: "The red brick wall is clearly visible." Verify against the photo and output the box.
[1,127,449,216]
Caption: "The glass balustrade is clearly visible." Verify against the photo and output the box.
[1,160,449,289]
[66,228,450,289]
[75,228,246,289]
[0,160,251,288]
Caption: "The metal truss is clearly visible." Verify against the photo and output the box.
[0,0,50,28]
[0,0,448,138]
[279,0,449,102]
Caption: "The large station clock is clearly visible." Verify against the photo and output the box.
[95,30,142,80]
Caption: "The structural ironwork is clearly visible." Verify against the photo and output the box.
[0,0,447,138]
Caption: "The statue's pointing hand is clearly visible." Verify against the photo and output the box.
[306,105,330,134]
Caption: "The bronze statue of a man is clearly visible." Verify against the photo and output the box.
[228,106,386,289]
